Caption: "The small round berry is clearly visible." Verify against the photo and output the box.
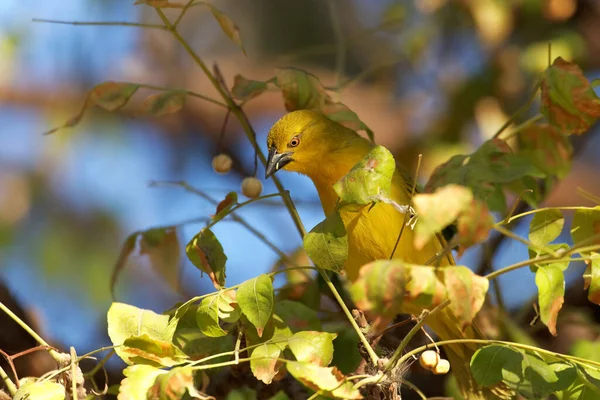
[241,177,263,199]
[212,154,233,174]
[432,358,450,375]
[419,350,440,370]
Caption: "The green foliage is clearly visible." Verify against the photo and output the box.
[18,3,600,400]
[302,211,348,272]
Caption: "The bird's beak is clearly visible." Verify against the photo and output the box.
[265,148,293,179]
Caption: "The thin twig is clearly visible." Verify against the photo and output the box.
[32,18,168,30]
[391,155,422,259]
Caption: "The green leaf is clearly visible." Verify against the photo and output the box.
[250,343,283,384]
[274,300,321,332]
[138,90,186,117]
[13,381,66,400]
[333,145,395,205]
[243,313,292,349]
[231,75,269,101]
[519,124,573,179]
[522,353,560,398]
[286,362,363,399]
[583,255,600,305]
[288,331,337,367]
[139,227,180,292]
[107,302,177,365]
[535,265,565,336]
[196,294,228,338]
[90,81,139,111]
[425,138,544,212]
[541,57,600,135]
[571,207,600,252]
[443,266,489,329]
[237,274,274,337]
[303,211,348,272]
[206,4,245,55]
[330,327,362,375]
[577,365,600,394]
[186,228,227,289]
[529,209,565,246]
[470,344,523,386]
[118,365,165,400]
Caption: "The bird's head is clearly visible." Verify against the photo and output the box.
[265,110,334,179]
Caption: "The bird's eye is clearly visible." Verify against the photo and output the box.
[288,136,300,147]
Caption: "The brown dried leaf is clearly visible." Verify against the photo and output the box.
[541,57,600,134]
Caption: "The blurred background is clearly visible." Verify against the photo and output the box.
[1,0,600,394]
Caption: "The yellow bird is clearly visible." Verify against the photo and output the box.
[265,110,492,399]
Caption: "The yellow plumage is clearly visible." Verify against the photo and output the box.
[266,110,492,398]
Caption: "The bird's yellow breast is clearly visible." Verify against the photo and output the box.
[308,147,448,281]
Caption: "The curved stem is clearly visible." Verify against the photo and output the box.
[499,206,585,226]
[0,365,17,396]
[493,225,558,257]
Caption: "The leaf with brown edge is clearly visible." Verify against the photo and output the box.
[110,232,139,300]
[456,198,493,256]
[350,260,406,319]
[118,365,165,400]
[286,362,362,399]
[413,184,473,250]
[519,124,573,179]
[231,75,270,101]
[583,255,600,305]
[140,227,180,292]
[443,267,489,330]
[237,274,274,337]
[541,57,600,135]
[147,367,203,400]
[90,81,140,111]
[138,91,186,117]
[122,334,188,367]
[186,228,227,289]
[107,302,178,365]
[206,5,245,55]
[250,343,283,384]
[535,265,565,336]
